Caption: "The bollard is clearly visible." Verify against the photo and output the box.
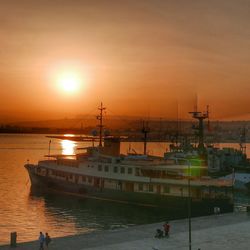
[10,232,17,247]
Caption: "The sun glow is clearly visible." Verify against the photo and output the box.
[58,72,81,93]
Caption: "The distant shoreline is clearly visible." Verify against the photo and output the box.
[0,131,248,143]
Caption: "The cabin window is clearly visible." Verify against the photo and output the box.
[138,183,143,191]
[113,166,118,173]
[149,184,154,192]
[128,168,133,174]
[82,175,86,182]
[88,177,92,183]
[121,167,125,174]
[163,185,170,193]
[135,168,140,176]
[98,165,102,171]
[105,165,109,172]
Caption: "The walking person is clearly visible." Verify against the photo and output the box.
[163,221,170,237]
[38,232,45,250]
[45,232,51,249]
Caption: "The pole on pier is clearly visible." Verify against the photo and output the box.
[188,161,192,250]
[10,231,17,247]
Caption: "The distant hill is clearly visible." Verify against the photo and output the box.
[6,115,173,130]
[1,115,250,142]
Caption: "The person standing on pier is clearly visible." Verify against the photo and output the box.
[45,232,51,249]
[163,222,170,237]
[38,232,45,250]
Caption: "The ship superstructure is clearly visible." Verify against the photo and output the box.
[166,106,248,173]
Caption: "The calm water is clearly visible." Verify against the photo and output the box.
[0,134,250,245]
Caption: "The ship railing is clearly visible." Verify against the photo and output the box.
[150,177,233,187]
[89,157,112,163]
[56,158,79,167]
[39,159,79,168]
[122,160,172,166]
[39,160,57,165]
[191,178,232,187]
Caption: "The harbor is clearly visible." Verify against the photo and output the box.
[0,1,250,249]
[23,104,239,221]
[1,211,250,250]
[1,133,250,246]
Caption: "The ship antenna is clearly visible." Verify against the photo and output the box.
[194,93,198,113]
[97,102,106,147]
[176,101,182,146]
[176,101,179,146]
[207,105,211,132]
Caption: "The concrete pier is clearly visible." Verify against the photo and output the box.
[1,211,250,250]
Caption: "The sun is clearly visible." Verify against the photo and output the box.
[57,71,81,93]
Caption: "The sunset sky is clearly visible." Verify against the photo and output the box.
[0,0,250,122]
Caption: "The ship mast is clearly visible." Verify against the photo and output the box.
[189,106,209,153]
[142,120,150,155]
[97,102,106,147]
[240,126,247,155]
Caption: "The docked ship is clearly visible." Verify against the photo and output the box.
[25,104,234,215]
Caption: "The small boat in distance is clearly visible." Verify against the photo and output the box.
[25,103,234,215]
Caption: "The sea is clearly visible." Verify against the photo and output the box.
[0,134,250,245]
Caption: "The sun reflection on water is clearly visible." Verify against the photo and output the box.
[61,140,76,155]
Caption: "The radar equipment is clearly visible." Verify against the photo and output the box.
[189,106,209,153]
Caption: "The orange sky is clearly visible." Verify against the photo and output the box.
[0,0,250,122]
